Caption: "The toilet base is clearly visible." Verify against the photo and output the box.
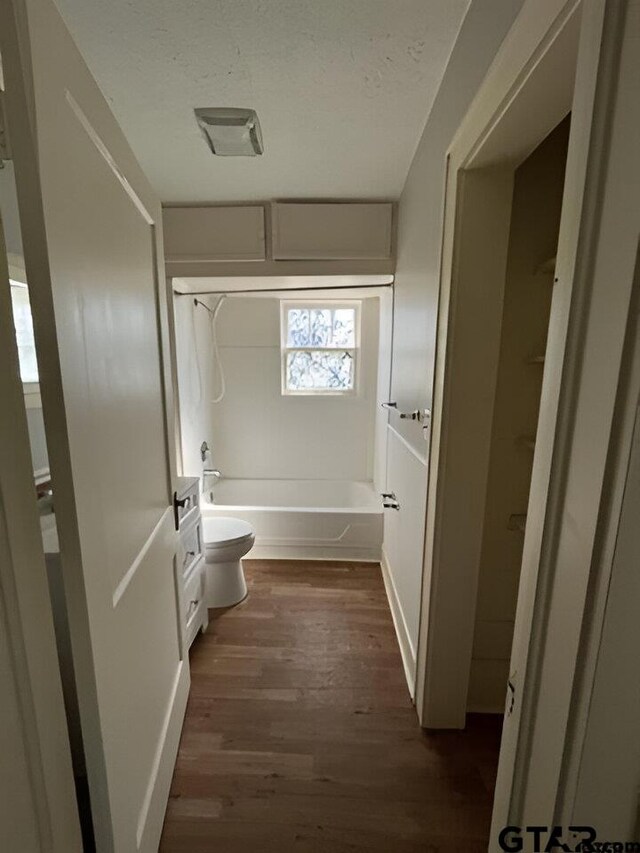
[204,558,248,608]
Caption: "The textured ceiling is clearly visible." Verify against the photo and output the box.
[54,0,470,203]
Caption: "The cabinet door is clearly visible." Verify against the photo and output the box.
[272,202,393,259]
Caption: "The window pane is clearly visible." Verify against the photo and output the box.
[286,350,353,391]
[10,284,39,383]
[287,308,310,346]
[309,309,332,346]
[332,308,355,347]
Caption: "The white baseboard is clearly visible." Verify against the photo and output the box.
[380,548,416,699]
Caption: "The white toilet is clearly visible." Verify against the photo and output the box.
[201,516,255,607]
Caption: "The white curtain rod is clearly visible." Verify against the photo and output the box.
[174,282,393,297]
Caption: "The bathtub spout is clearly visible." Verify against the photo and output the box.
[203,468,222,499]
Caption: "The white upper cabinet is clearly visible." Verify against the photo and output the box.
[163,205,266,261]
[162,201,394,268]
[272,202,393,260]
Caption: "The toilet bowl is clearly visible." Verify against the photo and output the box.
[202,516,255,607]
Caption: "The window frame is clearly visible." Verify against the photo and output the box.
[280,299,362,397]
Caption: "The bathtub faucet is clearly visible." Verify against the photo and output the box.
[202,468,222,502]
[203,468,222,494]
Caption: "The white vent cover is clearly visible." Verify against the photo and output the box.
[194,107,264,157]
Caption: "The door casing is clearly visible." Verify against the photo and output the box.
[414,0,633,841]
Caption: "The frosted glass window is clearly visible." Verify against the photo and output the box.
[281,302,360,395]
[332,309,356,347]
[10,282,39,384]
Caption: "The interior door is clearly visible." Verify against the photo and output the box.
[0,1,188,850]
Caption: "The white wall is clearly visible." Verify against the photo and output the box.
[382,0,525,694]
[390,0,525,452]
[206,296,379,481]
[373,290,393,493]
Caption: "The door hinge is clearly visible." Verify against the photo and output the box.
[0,91,13,164]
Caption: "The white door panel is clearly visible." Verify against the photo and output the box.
[0,0,188,849]
[43,93,168,595]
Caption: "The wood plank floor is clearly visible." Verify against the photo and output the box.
[160,560,502,852]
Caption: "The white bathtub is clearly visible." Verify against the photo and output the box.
[201,478,383,562]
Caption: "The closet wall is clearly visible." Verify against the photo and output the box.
[468,118,571,712]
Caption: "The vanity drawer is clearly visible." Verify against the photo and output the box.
[181,520,203,576]
[183,560,204,624]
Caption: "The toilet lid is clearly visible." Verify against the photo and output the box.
[203,516,254,546]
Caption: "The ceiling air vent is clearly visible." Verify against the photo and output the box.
[194,107,264,157]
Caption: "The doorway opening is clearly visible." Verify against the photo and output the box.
[468,116,571,714]
[171,280,394,566]
[416,3,582,732]
[409,0,611,841]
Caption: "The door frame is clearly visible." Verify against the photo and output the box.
[414,0,630,835]
[0,210,82,847]
[511,0,639,833]
[416,0,588,727]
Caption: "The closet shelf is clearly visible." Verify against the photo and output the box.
[536,255,557,275]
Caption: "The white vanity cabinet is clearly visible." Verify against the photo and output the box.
[175,476,208,647]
